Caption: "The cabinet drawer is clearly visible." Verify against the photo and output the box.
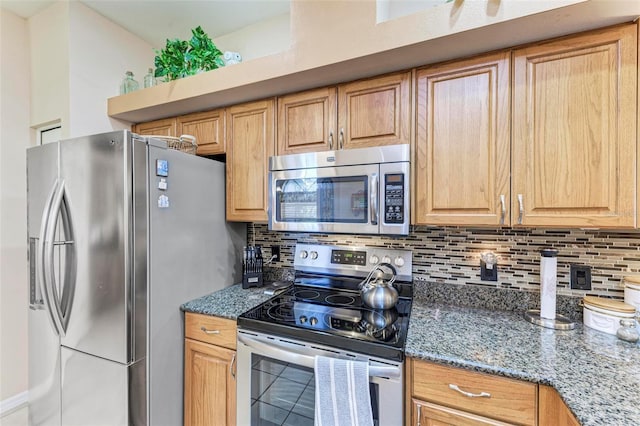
[411,359,537,426]
[185,312,237,350]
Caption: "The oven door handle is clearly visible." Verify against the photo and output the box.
[237,333,401,379]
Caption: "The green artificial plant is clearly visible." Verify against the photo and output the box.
[154,26,225,81]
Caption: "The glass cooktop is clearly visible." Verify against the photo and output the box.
[237,284,411,361]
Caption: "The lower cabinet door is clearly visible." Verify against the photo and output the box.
[184,338,237,426]
[412,399,514,426]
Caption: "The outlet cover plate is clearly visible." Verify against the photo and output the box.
[570,264,592,290]
[480,260,498,281]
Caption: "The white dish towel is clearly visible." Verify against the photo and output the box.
[314,355,374,426]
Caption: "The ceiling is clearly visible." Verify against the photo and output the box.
[0,0,290,48]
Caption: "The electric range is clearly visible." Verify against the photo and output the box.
[237,243,413,362]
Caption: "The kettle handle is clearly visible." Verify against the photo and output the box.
[375,263,397,287]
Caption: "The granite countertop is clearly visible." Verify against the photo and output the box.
[181,283,277,319]
[406,303,640,426]
[182,283,640,425]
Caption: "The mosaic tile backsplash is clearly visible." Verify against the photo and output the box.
[249,224,640,299]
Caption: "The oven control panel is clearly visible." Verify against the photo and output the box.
[294,243,412,281]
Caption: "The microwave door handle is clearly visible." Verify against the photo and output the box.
[237,334,400,379]
[370,173,378,226]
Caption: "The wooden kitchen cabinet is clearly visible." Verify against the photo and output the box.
[132,117,177,136]
[277,87,337,155]
[338,71,411,149]
[184,313,237,426]
[276,71,411,154]
[538,386,580,426]
[512,24,637,228]
[225,98,275,222]
[407,358,537,426]
[414,51,511,226]
[177,109,225,156]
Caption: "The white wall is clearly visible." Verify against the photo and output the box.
[28,1,70,137]
[214,13,290,63]
[67,2,154,136]
[0,8,32,403]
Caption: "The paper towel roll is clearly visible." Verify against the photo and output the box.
[540,249,558,320]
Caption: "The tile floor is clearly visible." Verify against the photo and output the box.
[251,357,315,426]
[0,405,28,426]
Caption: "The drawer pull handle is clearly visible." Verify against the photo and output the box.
[449,384,491,398]
[200,326,220,335]
[230,353,237,379]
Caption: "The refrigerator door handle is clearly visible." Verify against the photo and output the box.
[38,179,63,336]
[43,179,75,336]
[57,191,76,331]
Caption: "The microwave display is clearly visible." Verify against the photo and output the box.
[276,176,368,223]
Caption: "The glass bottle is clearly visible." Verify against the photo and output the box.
[616,318,639,343]
[120,71,139,95]
[143,68,156,88]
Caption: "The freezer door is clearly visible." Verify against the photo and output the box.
[59,131,133,364]
[61,347,145,426]
[147,145,246,426]
[27,143,62,426]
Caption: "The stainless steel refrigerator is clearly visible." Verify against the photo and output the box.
[27,130,246,425]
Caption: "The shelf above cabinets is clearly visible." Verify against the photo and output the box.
[107,1,639,124]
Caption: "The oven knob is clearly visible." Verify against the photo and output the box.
[299,250,308,259]
[310,251,318,260]
[309,317,318,326]
[369,255,379,264]
[300,316,307,323]
[381,256,391,264]
[394,256,405,267]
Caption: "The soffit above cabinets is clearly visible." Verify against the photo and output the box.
[107,0,640,123]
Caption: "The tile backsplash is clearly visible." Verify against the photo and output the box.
[249,224,640,299]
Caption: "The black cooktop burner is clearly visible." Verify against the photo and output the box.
[238,282,412,361]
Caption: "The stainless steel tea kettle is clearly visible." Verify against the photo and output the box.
[359,263,398,309]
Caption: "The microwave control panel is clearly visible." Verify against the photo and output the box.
[384,174,405,224]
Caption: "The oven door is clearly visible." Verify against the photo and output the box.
[269,164,381,235]
[236,330,403,426]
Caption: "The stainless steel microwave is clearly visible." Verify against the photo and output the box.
[268,145,410,235]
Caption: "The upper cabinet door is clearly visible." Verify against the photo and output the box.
[277,87,337,155]
[177,109,225,156]
[415,52,511,226]
[225,99,275,222]
[512,24,637,228]
[133,118,177,136]
[338,71,411,149]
